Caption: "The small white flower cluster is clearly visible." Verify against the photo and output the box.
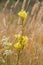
[2,36,12,47]
[3,50,13,55]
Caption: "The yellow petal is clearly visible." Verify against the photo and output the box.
[22,36,28,46]
[18,10,27,20]
[14,42,22,49]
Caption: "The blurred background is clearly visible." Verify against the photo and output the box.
[0,0,43,65]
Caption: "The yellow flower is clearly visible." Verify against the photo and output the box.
[18,10,27,20]
[22,36,28,46]
[14,34,22,42]
[14,42,22,49]
[15,34,21,39]
[14,34,28,49]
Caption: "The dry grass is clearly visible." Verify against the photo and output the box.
[0,0,43,65]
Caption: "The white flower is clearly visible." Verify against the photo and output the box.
[3,50,13,55]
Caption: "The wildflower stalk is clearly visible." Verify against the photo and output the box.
[16,21,24,65]
[22,20,24,35]
[16,50,20,65]
[16,17,25,65]
[15,10,28,65]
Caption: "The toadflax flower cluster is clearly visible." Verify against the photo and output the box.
[14,34,28,49]
[18,10,27,21]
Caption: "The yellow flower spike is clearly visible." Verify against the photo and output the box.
[14,34,28,49]
[14,42,22,49]
[18,10,27,20]
[22,36,28,46]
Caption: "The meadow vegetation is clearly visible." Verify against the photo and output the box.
[0,0,43,65]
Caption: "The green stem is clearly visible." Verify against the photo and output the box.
[16,50,20,65]
[22,20,24,35]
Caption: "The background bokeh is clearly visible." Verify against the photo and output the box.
[0,0,43,65]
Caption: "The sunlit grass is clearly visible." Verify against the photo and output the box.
[0,0,43,65]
